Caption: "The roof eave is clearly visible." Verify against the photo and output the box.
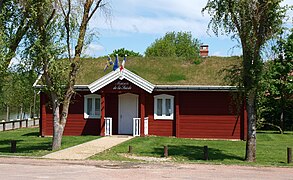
[155,85,240,91]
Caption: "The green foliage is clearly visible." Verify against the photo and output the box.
[193,58,202,65]
[0,65,38,117]
[22,0,68,102]
[258,31,293,131]
[203,0,287,91]
[145,31,200,60]
[111,48,142,57]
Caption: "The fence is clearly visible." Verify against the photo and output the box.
[0,118,39,131]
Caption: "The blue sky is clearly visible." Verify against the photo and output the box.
[85,0,292,58]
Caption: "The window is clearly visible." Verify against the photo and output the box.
[154,94,174,120]
[84,94,101,119]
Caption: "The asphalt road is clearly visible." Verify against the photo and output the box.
[0,157,292,180]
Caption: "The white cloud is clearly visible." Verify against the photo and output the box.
[83,43,105,57]
[90,0,211,37]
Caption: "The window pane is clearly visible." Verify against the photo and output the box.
[95,98,100,116]
[87,98,93,115]
[157,99,162,116]
[165,99,171,116]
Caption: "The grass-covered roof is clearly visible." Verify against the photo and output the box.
[76,56,241,86]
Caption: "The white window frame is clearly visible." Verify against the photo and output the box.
[154,94,174,120]
[84,94,101,119]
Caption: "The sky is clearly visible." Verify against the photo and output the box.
[84,0,292,58]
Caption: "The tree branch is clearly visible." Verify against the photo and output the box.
[87,0,104,23]
[45,9,56,28]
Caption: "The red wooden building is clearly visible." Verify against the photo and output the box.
[39,58,247,140]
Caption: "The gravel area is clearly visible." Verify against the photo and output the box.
[0,157,292,180]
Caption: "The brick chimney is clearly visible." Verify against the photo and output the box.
[200,45,209,57]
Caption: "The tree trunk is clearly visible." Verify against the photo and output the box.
[52,122,64,150]
[29,104,32,119]
[280,111,284,134]
[33,90,36,119]
[245,91,257,162]
[20,104,23,120]
[6,106,9,121]
[51,95,64,151]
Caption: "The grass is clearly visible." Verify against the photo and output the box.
[0,127,98,156]
[90,131,293,167]
[76,56,241,85]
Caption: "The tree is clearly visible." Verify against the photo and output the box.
[259,31,293,133]
[0,0,35,74]
[27,0,109,150]
[145,31,200,59]
[1,65,37,120]
[203,0,287,162]
[111,48,142,57]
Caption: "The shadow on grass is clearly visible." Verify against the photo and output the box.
[0,140,51,153]
[152,145,244,161]
[257,131,293,135]
[21,132,40,137]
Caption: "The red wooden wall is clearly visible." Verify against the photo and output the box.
[176,92,245,139]
[40,84,246,139]
[40,92,100,136]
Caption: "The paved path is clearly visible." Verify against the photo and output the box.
[42,136,133,160]
[0,157,292,180]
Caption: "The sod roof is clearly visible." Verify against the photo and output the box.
[76,56,241,86]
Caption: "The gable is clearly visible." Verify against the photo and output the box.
[88,68,155,93]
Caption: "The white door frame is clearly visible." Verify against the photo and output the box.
[118,93,139,134]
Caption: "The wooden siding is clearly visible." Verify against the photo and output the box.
[40,92,100,136]
[39,80,246,139]
[177,92,244,139]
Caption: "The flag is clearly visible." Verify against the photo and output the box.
[122,54,127,68]
[121,54,127,70]
[103,55,113,72]
[113,54,119,71]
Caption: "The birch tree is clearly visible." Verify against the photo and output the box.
[29,0,109,150]
[203,0,287,162]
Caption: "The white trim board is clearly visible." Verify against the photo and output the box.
[88,68,155,93]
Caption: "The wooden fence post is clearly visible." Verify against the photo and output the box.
[3,123,5,131]
[128,146,133,153]
[26,119,28,127]
[204,146,209,160]
[164,145,168,158]
[288,147,292,164]
[10,140,16,153]
[12,121,15,129]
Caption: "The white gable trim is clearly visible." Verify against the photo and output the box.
[88,68,155,93]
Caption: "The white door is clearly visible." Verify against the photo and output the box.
[119,93,138,134]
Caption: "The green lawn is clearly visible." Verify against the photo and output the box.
[91,131,293,167]
[0,128,98,156]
